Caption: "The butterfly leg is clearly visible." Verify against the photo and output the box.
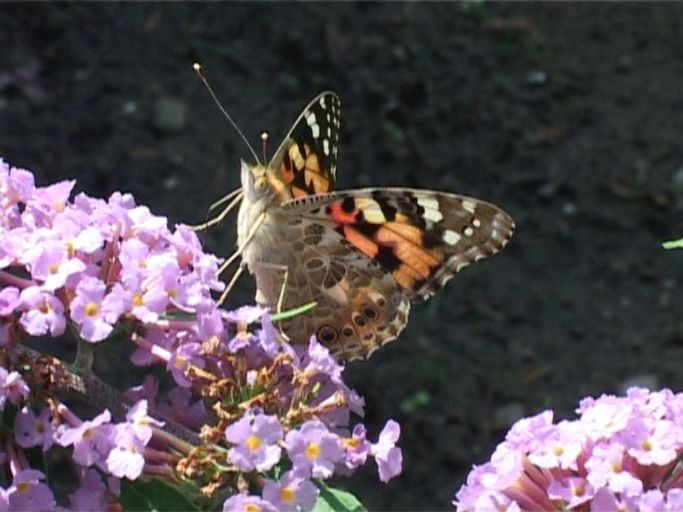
[189,188,244,231]
[252,261,290,338]
[217,263,245,305]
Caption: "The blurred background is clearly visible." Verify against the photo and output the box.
[2,3,683,509]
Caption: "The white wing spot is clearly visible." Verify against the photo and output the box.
[443,230,461,245]
[319,97,327,109]
[323,139,330,156]
[327,126,332,137]
[472,218,481,228]
[306,112,320,138]
[463,226,474,237]
[462,200,477,214]
[417,197,443,222]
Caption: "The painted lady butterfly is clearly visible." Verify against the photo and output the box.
[224,92,514,362]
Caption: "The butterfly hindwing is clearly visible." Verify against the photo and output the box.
[280,188,515,301]
[268,91,341,198]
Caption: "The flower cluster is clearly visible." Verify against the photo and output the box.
[455,387,683,511]
[0,159,402,510]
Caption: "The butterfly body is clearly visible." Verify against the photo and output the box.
[234,92,514,361]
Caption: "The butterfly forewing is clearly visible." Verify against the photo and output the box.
[268,91,342,198]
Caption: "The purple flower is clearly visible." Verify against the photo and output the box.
[222,493,278,512]
[106,424,146,480]
[343,424,371,470]
[56,410,113,466]
[0,368,29,407]
[125,399,163,445]
[69,469,109,511]
[305,336,342,382]
[622,417,680,466]
[454,387,683,512]
[284,419,344,479]
[120,272,168,323]
[371,420,402,483]
[69,277,123,342]
[156,386,209,430]
[7,469,56,511]
[585,442,643,496]
[225,410,283,471]
[15,406,54,450]
[262,471,318,512]
[19,286,66,337]
[0,286,20,315]
[547,476,594,508]
[27,239,86,290]
[167,342,205,387]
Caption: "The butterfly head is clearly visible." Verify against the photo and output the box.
[240,159,282,204]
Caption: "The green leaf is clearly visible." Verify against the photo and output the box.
[663,238,683,250]
[119,478,200,512]
[313,481,366,512]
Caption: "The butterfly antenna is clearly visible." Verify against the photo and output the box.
[193,63,261,165]
[260,131,269,165]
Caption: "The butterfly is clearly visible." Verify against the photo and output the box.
[225,91,514,362]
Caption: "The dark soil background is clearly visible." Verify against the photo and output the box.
[3,3,683,511]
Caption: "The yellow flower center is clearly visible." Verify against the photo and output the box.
[345,437,361,450]
[84,302,99,317]
[246,435,262,452]
[36,421,45,434]
[52,199,65,212]
[552,445,564,457]
[244,505,260,512]
[612,460,622,472]
[66,241,75,258]
[16,482,30,493]
[48,263,59,275]
[641,439,653,451]
[132,293,144,307]
[573,483,585,497]
[280,486,295,503]
[305,442,321,461]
